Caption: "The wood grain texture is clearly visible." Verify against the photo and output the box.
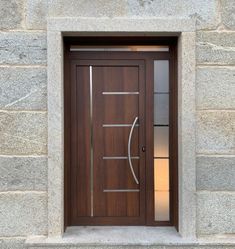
[92,61,145,223]
[64,42,178,228]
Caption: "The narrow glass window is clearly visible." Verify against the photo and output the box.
[154,60,170,222]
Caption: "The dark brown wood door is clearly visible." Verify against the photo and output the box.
[68,59,146,225]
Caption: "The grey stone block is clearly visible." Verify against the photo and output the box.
[48,0,220,30]
[0,192,47,236]
[196,67,235,109]
[0,111,47,155]
[197,192,235,235]
[0,0,24,30]
[0,67,47,110]
[196,111,235,154]
[221,0,235,30]
[25,244,235,249]
[0,156,47,191]
[196,32,235,65]
[0,32,47,65]
[0,238,25,249]
[26,0,48,30]
[126,0,220,30]
[196,156,235,191]
[48,0,127,18]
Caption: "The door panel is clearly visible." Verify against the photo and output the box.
[93,63,145,223]
[94,66,139,92]
[102,95,139,123]
[95,192,140,217]
[103,160,139,189]
[103,127,139,156]
[68,59,146,225]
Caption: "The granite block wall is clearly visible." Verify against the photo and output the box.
[0,1,48,247]
[0,0,234,247]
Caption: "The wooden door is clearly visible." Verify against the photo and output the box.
[67,58,146,225]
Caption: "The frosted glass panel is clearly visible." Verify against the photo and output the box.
[154,127,169,157]
[154,191,170,221]
[154,159,169,191]
[154,94,169,125]
[154,60,169,93]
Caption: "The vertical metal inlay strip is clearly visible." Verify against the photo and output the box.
[90,66,94,217]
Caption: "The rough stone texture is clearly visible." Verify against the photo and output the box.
[0,32,47,65]
[0,238,25,249]
[0,67,47,110]
[48,17,195,32]
[221,0,235,30]
[47,31,64,237]
[177,32,196,238]
[196,111,235,154]
[197,192,235,235]
[0,192,47,236]
[196,67,235,109]
[0,156,47,191]
[0,111,47,155]
[0,0,234,245]
[127,0,220,30]
[26,245,235,249]
[48,0,220,30]
[26,0,48,30]
[0,0,24,30]
[196,32,235,65]
[48,0,126,17]
[196,156,235,191]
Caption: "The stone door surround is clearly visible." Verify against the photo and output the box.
[47,17,196,239]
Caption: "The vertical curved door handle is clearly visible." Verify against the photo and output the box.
[128,116,139,185]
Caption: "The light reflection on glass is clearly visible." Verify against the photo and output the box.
[154,127,169,158]
[154,60,170,222]
[154,60,169,93]
[154,94,169,125]
[154,191,170,221]
[154,159,170,221]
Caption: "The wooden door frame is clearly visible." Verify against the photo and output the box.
[64,37,178,229]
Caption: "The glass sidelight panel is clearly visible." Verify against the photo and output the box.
[154,190,170,221]
[154,159,170,221]
[154,127,169,158]
[154,94,169,125]
[154,159,169,190]
[154,60,170,222]
[154,60,169,93]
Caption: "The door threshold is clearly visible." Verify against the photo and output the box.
[25,227,235,248]
[26,226,195,246]
[64,226,185,245]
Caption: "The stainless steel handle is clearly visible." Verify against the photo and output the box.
[128,116,139,185]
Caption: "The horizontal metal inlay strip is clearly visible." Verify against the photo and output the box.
[103,189,140,192]
[103,156,140,160]
[103,124,139,127]
[102,92,139,95]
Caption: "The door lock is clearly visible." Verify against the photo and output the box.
[142,146,146,152]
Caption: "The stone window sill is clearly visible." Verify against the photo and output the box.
[25,226,235,247]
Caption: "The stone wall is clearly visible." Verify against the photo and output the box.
[0,0,234,248]
[0,1,47,248]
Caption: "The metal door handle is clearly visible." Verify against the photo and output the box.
[128,116,139,185]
